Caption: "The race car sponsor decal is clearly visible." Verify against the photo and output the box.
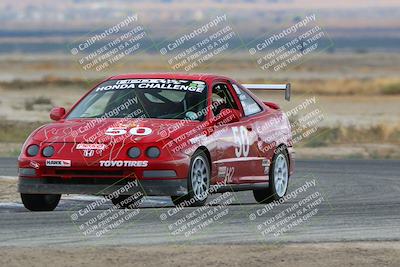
[224,167,235,184]
[29,161,40,169]
[117,121,138,128]
[218,166,235,183]
[82,149,95,158]
[217,166,227,178]
[95,79,206,93]
[262,158,270,174]
[261,159,270,166]
[76,143,106,150]
[46,159,71,167]
[99,160,148,167]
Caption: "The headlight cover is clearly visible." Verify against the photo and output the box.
[42,146,55,157]
[26,144,39,157]
[128,147,141,158]
[146,147,160,158]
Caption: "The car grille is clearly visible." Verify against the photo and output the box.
[54,169,124,177]
[42,168,137,181]
[44,177,135,185]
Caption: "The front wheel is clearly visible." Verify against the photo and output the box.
[171,151,210,207]
[253,150,289,204]
[21,193,61,211]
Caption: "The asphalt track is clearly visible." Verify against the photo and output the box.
[0,158,399,246]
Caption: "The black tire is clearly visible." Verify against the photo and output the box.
[171,150,210,207]
[253,149,290,204]
[21,193,61,211]
[171,195,186,206]
[110,194,143,209]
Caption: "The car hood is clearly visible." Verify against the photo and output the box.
[31,118,201,144]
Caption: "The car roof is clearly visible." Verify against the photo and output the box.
[109,73,232,83]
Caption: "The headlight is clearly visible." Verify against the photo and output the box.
[26,144,39,157]
[42,146,55,157]
[128,147,141,158]
[146,147,160,158]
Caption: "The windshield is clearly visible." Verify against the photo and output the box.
[67,79,208,121]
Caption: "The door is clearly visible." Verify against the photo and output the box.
[210,81,264,185]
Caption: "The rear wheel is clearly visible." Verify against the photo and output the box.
[21,193,61,211]
[111,194,143,209]
[253,150,289,204]
[171,151,210,207]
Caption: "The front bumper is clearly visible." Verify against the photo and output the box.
[18,148,191,196]
[18,177,188,196]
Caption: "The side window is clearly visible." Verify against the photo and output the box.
[232,84,262,116]
[212,83,239,116]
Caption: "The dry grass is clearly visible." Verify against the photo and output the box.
[24,96,53,111]
[303,124,400,147]
[381,83,400,95]
[0,52,399,96]
[2,76,400,96]
[0,76,98,90]
[0,121,45,143]
[297,124,400,159]
[285,79,400,96]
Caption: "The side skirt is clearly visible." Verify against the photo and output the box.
[212,182,269,193]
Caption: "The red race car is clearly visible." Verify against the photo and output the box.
[18,74,294,211]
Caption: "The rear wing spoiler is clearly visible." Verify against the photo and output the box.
[243,83,291,101]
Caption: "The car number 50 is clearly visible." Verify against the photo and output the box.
[232,126,250,157]
[105,127,152,136]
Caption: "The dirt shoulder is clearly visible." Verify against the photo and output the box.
[0,242,399,267]
[0,179,18,202]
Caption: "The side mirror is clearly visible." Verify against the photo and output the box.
[50,107,66,121]
[213,108,242,125]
